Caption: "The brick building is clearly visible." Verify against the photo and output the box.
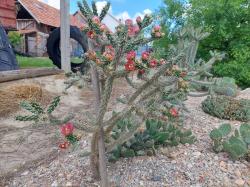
[0,0,17,31]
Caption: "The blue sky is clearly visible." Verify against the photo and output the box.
[41,0,163,21]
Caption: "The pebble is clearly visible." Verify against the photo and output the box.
[66,181,72,187]
[247,180,250,186]
[51,181,58,187]
[219,161,228,172]
[234,179,245,186]
[21,171,29,176]
[223,177,230,187]
[151,175,162,182]
[171,160,177,164]
[187,163,193,168]
[193,151,201,157]
[234,169,241,177]
[214,156,219,160]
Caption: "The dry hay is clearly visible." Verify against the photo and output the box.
[0,84,52,117]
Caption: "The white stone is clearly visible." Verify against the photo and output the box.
[235,179,245,186]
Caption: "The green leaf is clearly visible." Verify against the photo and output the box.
[121,148,135,158]
[16,115,39,121]
[47,96,60,114]
[20,101,38,114]
[223,142,248,160]
[228,136,246,148]
[153,132,169,144]
[136,150,146,156]
[31,102,44,114]
[218,123,232,136]
[210,129,223,140]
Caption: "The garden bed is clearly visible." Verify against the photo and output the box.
[1,75,249,186]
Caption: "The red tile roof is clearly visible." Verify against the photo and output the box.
[18,0,82,28]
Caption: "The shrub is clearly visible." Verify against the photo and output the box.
[212,61,250,89]
[8,31,22,47]
[202,95,250,121]
[210,123,250,160]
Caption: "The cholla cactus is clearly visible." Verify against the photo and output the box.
[16,96,74,125]
[168,27,239,97]
[66,1,222,185]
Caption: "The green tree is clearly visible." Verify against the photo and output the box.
[155,0,250,88]
[8,31,22,48]
[153,0,188,58]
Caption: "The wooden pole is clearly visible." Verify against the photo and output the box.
[60,0,71,72]
[0,68,63,83]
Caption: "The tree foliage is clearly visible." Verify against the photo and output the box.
[155,0,250,87]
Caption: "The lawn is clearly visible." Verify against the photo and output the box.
[16,55,55,68]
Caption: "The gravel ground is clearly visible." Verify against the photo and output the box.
[4,90,250,187]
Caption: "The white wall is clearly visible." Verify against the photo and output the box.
[102,14,120,32]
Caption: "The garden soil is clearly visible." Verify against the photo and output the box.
[0,74,129,185]
[1,75,250,186]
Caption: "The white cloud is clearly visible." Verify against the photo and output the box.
[143,9,152,15]
[115,11,130,21]
[115,9,152,23]
[95,1,112,14]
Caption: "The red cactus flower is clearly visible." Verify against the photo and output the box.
[128,26,135,37]
[106,45,114,51]
[126,51,136,61]
[92,16,101,25]
[169,108,178,117]
[136,16,142,23]
[141,51,150,61]
[160,59,167,65]
[87,30,96,39]
[95,58,102,65]
[100,24,107,32]
[180,71,188,78]
[133,25,140,34]
[155,32,162,38]
[86,50,96,61]
[125,61,136,71]
[138,69,145,74]
[149,59,158,68]
[154,25,161,32]
[125,19,133,26]
[61,122,74,136]
[103,52,114,62]
[59,141,70,149]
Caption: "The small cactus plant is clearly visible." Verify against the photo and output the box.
[108,118,196,162]
[202,95,250,121]
[210,123,250,160]
[16,96,73,125]
[212,77,238,97]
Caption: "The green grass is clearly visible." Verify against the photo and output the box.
[16,55,54,68]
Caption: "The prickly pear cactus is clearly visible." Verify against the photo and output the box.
[108,118,196,162]
[210,123,250,160]
[202,95,250,122]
